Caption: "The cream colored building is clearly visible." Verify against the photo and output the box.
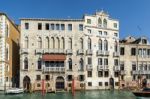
[20,11,119,91]
[0,13,20,90]
[120,36,150,88]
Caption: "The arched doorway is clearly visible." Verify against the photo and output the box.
[109,77,114,89]
[23,76,31,91]
[55,76,65,90]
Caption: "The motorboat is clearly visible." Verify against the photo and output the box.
[132,88,150,97]
[5,88,24,95]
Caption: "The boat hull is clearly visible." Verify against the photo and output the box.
[133,91,150,97]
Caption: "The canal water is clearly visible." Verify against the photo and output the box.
[0,90,149,99]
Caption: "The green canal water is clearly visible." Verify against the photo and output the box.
[0,90,149,99]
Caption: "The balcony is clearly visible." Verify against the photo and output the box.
[97,65,104,70]
[43,49,50,53]
[114,66,120,71]
[20,48,28,54]
[104,51,109,56]
[43,67,65,73]
[66,49,73,55]
[59,49,65,53]
[97,50,103,56]
[35,49,43,54]
[78,49,84,55]
[86,49,93,55]
[132,70,150,75]
[104,65,109,70]
[120,70,126,75]
[86,64,93,70]
[113,52,120,57]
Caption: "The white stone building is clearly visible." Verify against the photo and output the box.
[120,36,150,88]
[20,11,119,91]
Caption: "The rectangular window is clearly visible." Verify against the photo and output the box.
[115,82,119,86]
[105,82,108,86]
[104,31,107,35]
[98,71,103,77]
[51,24,55,30]
[45,75,50,80]
[88,29,91,33]
[98,58,102,65]
[87,71,92,77]
[104,71,109,77]
[68,24,72,31]
[45,23,49,30]
[79,24,83,31]
[87,19,91,24]
[131,48,136,56]
[120,62,124,71]
[132,63,136,71]
[61,24,65,30]
[79,75,84,81]
[5,77,9,82]
[88,57,92,65]
[56,24,60,30]
[25,23,29,29]
[67,75,72,81]
[120,47,125,55]
[114,72,119,77]
[114,23,117,28]
[114,59,119,66]
[99,31,102,35]
[88,82,92,86]
[99,82,102,86]
[38,23,42,30]
[114,33,118,37]
[104,58,108,65]
[36,75,41,81]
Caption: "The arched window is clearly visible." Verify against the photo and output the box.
[88,38,92,49]
[114,41,118,52]
[61,37,65,49]
[104,40,108,51]
[68,58,72,70]
[24,57,28,70]
[98,39,102,50]
[25,37,28,48]
[103,19,107,28]
[68,38,72,49]
[98,18,102,27]
[79,58,84,71]
[37,58,42,70]
[45,37,49,48]
[80,38,83,49]
[38,37,42,48]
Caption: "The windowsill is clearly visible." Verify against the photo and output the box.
[22,69,28,71]
[36,69,42,71]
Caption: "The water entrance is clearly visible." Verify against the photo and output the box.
[23,76,31,91]
[55,76,65,90]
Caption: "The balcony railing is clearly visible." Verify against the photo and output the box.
[97,50,103,56]
[104,51,109,56]
[114,66,120,71]
[86,64,93,70]
[20,48,29,54]
[120,70,126,75]
[78,49,84,55]
[97,65,104,70]
[43,67,65,73]
[104,65,109,70]
[35,49,43,54]
[59,49,65,53]
[113,52,120,57]
[132,70,150,75]
[66,49,73,55]
[86,49,93,55]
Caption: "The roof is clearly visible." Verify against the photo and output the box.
[20,18,84,22]
[0,13,20,33]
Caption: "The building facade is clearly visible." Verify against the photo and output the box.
[120,36,150,88]
[0,13,20,90]
[20,11,119,91]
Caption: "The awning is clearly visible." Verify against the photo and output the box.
[42,54,66,61]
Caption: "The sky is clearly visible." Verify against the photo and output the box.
[0,0,150,39]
